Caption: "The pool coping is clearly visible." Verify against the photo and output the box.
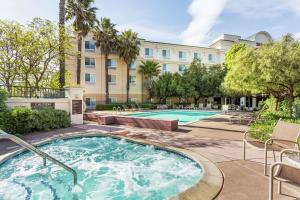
[0,130,224,200]
[124,109,223,126]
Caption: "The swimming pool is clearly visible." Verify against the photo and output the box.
[126,110,220,125]
[0,136,203,200]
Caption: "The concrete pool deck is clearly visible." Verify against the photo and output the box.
[1,113,299,199]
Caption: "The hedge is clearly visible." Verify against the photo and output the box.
[0,107,71,135]
[96,103,156,110]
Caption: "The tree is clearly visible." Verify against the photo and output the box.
[18,18,70,90]
[203,64,227,97]
[93,18,118,103]
[0,20,22,90]
[153,72,174,103]
[224,35,300,116]
[117,30,140,103]
[139,60,161,102]
[184,59,208,104]
[66,0,97,84]
[59,0,66,88]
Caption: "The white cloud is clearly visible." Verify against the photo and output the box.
[226,0,300,17]
[295,32,300,40]
[180,0,227,46]
[180,0,300,46]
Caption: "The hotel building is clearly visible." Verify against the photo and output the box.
[66,31,273,109]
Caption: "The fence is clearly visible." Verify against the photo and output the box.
[0,85,65,98]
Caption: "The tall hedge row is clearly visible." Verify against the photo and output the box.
[0,107,71,135]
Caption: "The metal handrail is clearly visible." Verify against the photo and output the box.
[0,130,77,185]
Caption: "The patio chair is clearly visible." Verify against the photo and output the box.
[122,104,132,111]
[206,103,212,110]
[130,104,138,111]
[243,119,300,175]
[269,149,300,200]
[135,104,143,111]
[198,103,204,110]
[186,103,195,110]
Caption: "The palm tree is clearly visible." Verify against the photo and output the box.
[66,0,97,84]
[117,30,141,103]
[93,18,118,103]
[59,0,66,88]
[139,60,161,102]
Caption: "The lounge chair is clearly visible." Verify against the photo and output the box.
[135,104,143,111]
[206,103,212,110]
[185,103,196,110]
[198,103,204,110]
[122,105,132,111]
[269,149,300,200]
[130,104,138,111]
[243,119,300,175]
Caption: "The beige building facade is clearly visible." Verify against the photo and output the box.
[66,31,273,109]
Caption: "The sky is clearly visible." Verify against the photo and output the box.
[0,0,299,46]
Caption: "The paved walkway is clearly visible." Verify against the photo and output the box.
[0,113,299,199]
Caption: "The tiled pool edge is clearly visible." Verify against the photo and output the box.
[0,130,224,200]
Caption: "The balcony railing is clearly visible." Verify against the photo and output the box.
[0,85,65,98]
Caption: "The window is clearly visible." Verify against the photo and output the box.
[108,74,116,84]
[129,76,136,84]
[85,41,96,52]
[208,54,214,62]
[145,48,154,58]
[162,64,169,73]
[194,52,200,60]
[85,73,96,83]
[178,64,186,74]
[109,97,117,103]
[128,98,137,103]
[129,63,136,70]
[107,59,117,68]
[162,49,170,59]
[85,57,95,68]
[179,51,186,60]
[86,98,96,109]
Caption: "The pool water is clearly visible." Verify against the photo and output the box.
[126,110,220,125]
[0,136,203,200]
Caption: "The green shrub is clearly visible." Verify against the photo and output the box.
[96,104,123,110]
[0,89,7,112]
[0,107,70,135]
[139,103,156,109]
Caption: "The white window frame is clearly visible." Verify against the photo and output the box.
[194,52,200,60]
[107,59,117,69]
[128,98,137,103]
[108,97,117,103]
[85,73,96,84]
[208,54,215,63]
[85,41,96,52]
[85,57,95,68]
[178,64,186,74]
[85,97,96,109]
[145,48,154,58]
[179,51,187,61]
[129,63,136,70]
[108,74,117,85]
[129,75,136,85]
[162,49,170,59]
[162,64,169,73]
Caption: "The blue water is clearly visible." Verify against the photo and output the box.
[126,110,219,125]
[0,136,203,200]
